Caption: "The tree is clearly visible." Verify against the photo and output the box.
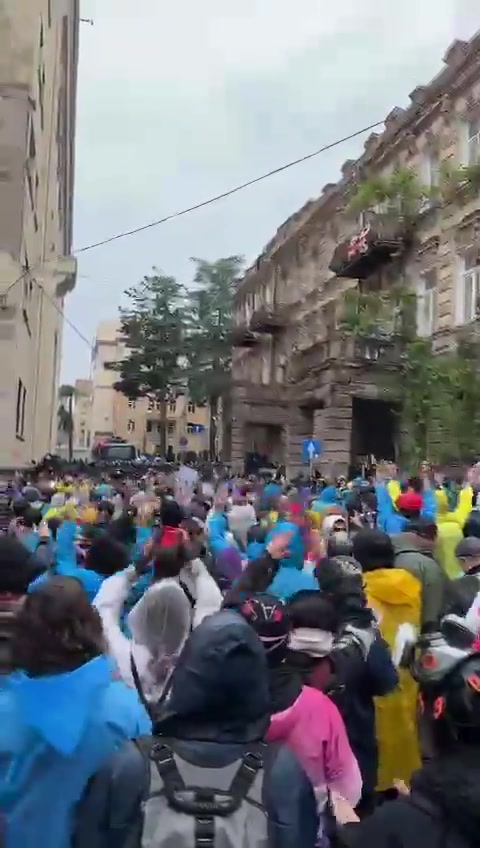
[109,271,187,455]
[58,384,75,462]
[185,256,243,458]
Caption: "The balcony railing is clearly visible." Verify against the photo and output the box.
[231,325,260,347]
[329,215,411,279]
[249,305,287,334]
[290,331,403,381]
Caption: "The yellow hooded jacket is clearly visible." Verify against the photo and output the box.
[435,486,473,579]
[364,567,422,790]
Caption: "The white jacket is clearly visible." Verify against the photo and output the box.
[93,563,222,700]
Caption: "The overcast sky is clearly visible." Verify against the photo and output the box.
[62,0,479,382]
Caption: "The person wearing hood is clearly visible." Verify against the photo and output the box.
[435,477,474,579]
[28,528,129,604]
[147,608,320,848]
[286,588,398,817]
[238,593,362,817]
[310,484,339,515]
[353,528,422,791]
[336,643,480,848]
[376,477,436,534]
[265,519,317,600]
[392,518,449,630]
[93,551,192,704]
[0,576,150,848]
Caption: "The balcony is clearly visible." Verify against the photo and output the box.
[231,325,260,347]
[290,330,403,384]
[329,217,411,279]
[249,305,287,334]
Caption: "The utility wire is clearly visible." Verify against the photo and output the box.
[73,119,384,255]
[2,118,385,344]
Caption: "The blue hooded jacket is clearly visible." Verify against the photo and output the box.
[28,521,105,603]
[266,521,317,600]
[0,655,150,848]
[376,483,437,533]
[208,512,231,558]
[311,485,338,513]
[156,610,319,848]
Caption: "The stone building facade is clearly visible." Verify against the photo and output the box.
[232,34,480,477]
[0,0,79,466]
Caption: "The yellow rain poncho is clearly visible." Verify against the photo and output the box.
[364,567,422,790]
[435,486,473,579]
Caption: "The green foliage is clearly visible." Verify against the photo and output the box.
[348,167,431,223]
[185,256,244,456]
[440,162,480,203]
[341,288,416,339]
[109,271,188,454]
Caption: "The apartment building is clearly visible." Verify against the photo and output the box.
[91,320,211,457]
[72,377,92,457]
[0,0,79,467]
[232,34,480,476]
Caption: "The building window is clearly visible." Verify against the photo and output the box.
[467,118,480,165]
[416,270,438,336]
[127,399,136,409]
[169,399,176,413]
[40,21,44,48]
[127,419,135,433]
[168,421,175,435]
[156,400,163,412]
[79,430,85,448]
[148,398,154,411]
[146,420,153,433]
[156,422,162,434]
[459,253,480,324]
[187,401,196,414]
[47,0,52,27]
[15,379,26,439]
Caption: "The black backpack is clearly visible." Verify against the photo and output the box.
[407,793,474,848]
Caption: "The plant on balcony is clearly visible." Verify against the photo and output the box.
[348,167,432,225]
[440,162,480,204]
[341,287,416,339]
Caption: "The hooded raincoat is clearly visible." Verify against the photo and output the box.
[364,567,422,790]
[0,655,150,848]
[266,521,317,600]
[435,486,473,579]
[94,571,192,702]
[155,610,319,848]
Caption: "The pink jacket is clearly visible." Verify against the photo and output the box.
[266,685,362,805]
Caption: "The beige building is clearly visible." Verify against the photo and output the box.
[72,377,92,457]
[232,34,480,476]
[0,0,79,467]
[91,320,211,457]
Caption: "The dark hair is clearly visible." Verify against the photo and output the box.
[97,500,114,518]
[108,511,137,546]
[85,534,129,577]
[287,590,339,632]
[23,507,42,529]
[181,517,204,539]
[12,498,29,518]
[0,536,45,594]
[405,518,438,541]
[352,528,394,571]
[463,512,480,539]
[11,576,104,675]
[408,476,423,494]
[160,500,184,528]
[326,535,353,558]
[152,543,187,580]
[47,515,62,542]
[247,524,267,545]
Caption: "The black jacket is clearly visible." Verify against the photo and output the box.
[343,750,480,848]
[444,567,480,617]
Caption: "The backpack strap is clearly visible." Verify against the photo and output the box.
[179,578,196,608]
[228,746,264,805]
[130,651,153,719]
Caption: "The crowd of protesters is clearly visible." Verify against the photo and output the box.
[1,460,480,847]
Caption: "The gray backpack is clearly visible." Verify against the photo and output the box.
[139,739,268,848]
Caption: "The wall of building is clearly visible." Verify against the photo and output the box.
[91,320,211,457]
[0,0,78,467]
[232,34,480,476]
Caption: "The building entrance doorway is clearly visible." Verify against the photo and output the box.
[350,397,397,474]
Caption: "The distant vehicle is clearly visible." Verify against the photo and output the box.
[92,440,139,463]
